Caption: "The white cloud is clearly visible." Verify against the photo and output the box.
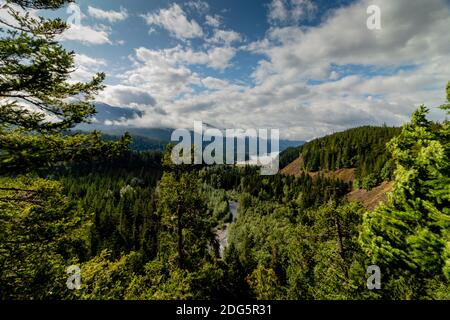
[202,46,237,70]
[97,85,157,107]
[142,4,203,40]
[208,29,242,45]
[180,46,236,70]
[88,6,128,23]
[205,14,222,27]
[202,77,229,90]
[252,0,450,86]
[59,24,111,45]
[0,2,114,45]
[74,54,107,67]
[71,54,107,82]
[129,45,236,75]
[96,0,450,140]
[96,45,238,127]
[121,47,200,103]
[244,0,450,137]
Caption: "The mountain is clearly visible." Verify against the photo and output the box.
[280,125,401,188]
[77,103,304,152]
[76,103,173,142]
[279,126,402,210]
[89,102,144,123]
[100,133,166,152]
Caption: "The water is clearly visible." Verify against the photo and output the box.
[229,201,238,220]
[217,201,238,257]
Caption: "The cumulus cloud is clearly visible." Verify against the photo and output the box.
[176,46,236,70]
[71,54,107,82]
[127,45,237,82]
[74,54,107,67]
[120,47,200,103]
[97,85,157,107]
[245,0,450,131]
[142,4,203,40]
[258,0,450,74]
[59,23,112,45]
[202,77,230,90]
[201,46,237,70]
[208,29,242,45]
[96,0,450,140]
[88,6,128,23]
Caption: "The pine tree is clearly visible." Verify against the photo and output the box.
[157,171,214,270]
[359,83,450,298]
[0,0,130,299]
[0,0,130,173]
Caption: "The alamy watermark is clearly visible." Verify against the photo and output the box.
[366,265,381,290]
[367,5,382,30]
[171,121,280,175]
[66,265,81,290]
[66,3,82,26]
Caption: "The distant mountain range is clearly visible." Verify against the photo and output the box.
[75,103,174,142]
[76,103,304,152]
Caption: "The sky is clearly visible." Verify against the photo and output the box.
[8,0,450,140]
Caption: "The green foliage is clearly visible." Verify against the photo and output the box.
[0,0,131,300]
[247,264,281,300]
[56,151,163,260]
[361,173,379,191]
[0,175,89,299]
[7,0,72,10]
[360,100,450,299]
[293,126,400,185]
[75,250,142,300]
[101,133,166,152]
[0,0,130,172]
[225,197,374,300]
[1,26,448,303]
[124,258,225,300]
[201,165,351,208]
[279,146,302,169]
[157,171,215,270]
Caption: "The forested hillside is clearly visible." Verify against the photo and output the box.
[101,133,167,152]
[280,126,401,189]
[1,0,449,302]
[3,99,449,299]
[2,111,449,299]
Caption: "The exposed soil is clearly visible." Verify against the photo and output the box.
[347,181,394,210]
[281,156,356,183]
[281,155,394,210]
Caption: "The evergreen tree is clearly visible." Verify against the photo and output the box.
[0,0,130,173]
[0,176,90,299]
[157,171,214,270]
[360,83,450,298]
[0,0,130,299]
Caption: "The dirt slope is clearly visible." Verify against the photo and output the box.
[281,155,394,210]
[347,181,394,210]
[280,156,356,183]
[280,156,304,176]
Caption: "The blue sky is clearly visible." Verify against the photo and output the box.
[58,0,356,86]
[18,0,450,139]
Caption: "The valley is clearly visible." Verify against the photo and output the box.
[1,0,449,303]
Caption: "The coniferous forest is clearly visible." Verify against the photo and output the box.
[1,0,450,302]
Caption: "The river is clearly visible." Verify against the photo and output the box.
[217,201,238,257]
